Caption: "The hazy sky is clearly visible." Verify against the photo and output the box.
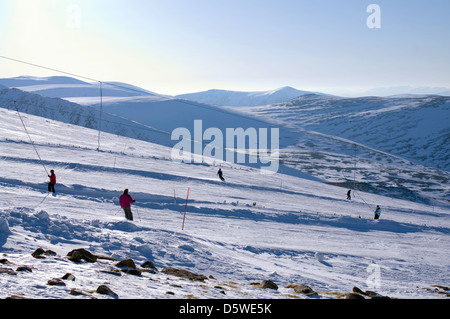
[1,0,449,95]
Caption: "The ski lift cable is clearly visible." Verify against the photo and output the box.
[349,140,377,213]
[339,153,374,214]
[0,55,104,149]
[13,101,49,176]
[0,55,100,83]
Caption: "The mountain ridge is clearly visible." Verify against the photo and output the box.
[176,86,320,106]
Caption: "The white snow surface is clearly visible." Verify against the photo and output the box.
[1,107,449,299]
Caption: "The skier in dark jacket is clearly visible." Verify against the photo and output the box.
[48,170,56,193]
[217,168,225,181]
[374,205,381,219]
[347,189,351,200]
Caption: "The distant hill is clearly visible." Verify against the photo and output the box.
[0,85,168,145]
[231,93,450,171]
[0,76,296,149]
[0,76,163,102]
[176,86,320,106]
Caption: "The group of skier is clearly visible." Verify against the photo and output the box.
[347,189,382,219]
[46,168,381,222]
[46,167,226,222]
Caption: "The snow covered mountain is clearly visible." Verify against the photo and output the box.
[176,86,318,106]
[0,79,310,180]
[1,106,449,300]
[0,76,296,147]
[1,76,449,205]
[0,75,161,99]
[0,85,169,145]
[227,94,450,172]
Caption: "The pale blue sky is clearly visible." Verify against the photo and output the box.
[1,0,449,95]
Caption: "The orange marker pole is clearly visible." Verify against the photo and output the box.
[182,187,190,230]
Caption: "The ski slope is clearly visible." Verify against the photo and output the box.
[1,107,449,299]
[2,76,449,205]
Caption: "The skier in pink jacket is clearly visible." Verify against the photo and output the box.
[120,189,136,221]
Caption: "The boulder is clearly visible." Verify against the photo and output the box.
[141,260,157,271]
[48,278,66,286]
[293,284,318,297]
[5,294,29,299]
[352,286,390,299]
[16,266,32,272]
[70,288,90,297]
[285,284,319,298]
[122,269,142,276]
[31,248,56,258]
[141,260,157,274]
[0,259,11,264]
[31,248,45,258]
[161,267,207,282]
[0,267,17,275]
[96,285,119,298]
[67,248,98,263]
[115,258,136,269]
[260,280,278,290]
[115,259,141,275]
[61,273,75,281]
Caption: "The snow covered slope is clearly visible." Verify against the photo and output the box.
[222,94,450,201]
[1,106,449,300]
[1,76,449,204]
[0,76,163,100]
[0,86,169,145]
[176,86,318,106]
[0,76,297,149]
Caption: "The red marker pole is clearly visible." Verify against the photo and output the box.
[182,187,190,230]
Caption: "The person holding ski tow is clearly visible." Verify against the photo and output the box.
[48,170,56,193]
[120,189,136,221]
[374,205,381,219]
[217,168,225,181]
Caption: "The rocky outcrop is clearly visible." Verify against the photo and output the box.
[115,258,142,276]
[285,284,319,298]
[32,248,56,258]
[161,267,208,282]
[96,285,119,298]
[47,278,66,286]
[352,286,390,299]
[0,267,16,275]
[251,280,278,290]
[67,248,98,262]
[1,247,406,300]
[141,260,157,272]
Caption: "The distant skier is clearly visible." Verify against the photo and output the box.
[48,170,56,193]
[374,205,381,220]
[217,168,225,181]
[347,189,351,200]
[120,189,136,221]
